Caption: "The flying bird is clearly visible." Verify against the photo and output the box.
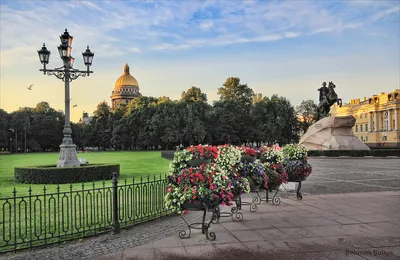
[73,104,78,108]
[27,84,33,90]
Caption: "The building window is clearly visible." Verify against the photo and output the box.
[361,136,363,141]
[382,136,387,141]
[366,136,368,142]
[355,125,358,132]
[360,114,362,119]
[365,124,368,131]
[360,125,363,132]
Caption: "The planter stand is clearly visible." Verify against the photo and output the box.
[291,180,303,200]
[212,204,243,223]
[252,188,281,205]
[212,195,257,224]
[235,194,258,213]
[179,204,217,241]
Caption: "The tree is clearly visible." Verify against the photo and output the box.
[272,95,299,144]
[30,102,64,151]
[211,100,242,145]
[91,102,113,150]
[216,77,255,145]
[296,100,318,134]
[181,86,207,103]
[217,77,254,105]
[0,109,10,150]
[253,93,263,104]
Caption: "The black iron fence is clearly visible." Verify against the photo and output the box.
[0,173,171,253]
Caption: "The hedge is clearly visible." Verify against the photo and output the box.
[308,149,400,157]
[161,150,175,160]
[14,163,120,184]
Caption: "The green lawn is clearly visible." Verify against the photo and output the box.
[0,151,171,198]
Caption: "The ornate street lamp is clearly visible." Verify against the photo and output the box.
[38,28,94,167]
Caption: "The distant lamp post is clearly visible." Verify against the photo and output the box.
[9,128,17,153]
[38,28,94,167]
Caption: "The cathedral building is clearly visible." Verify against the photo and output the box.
[110,63,141,109]
[331,89,400,148]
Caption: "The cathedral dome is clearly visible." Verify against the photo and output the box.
[114,63,139,90]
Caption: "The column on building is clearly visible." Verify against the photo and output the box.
[395,108,398,131]
[368,112,372,132]
[373,112,378,132]
[387,109,391,131]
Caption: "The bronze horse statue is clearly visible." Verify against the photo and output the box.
[315,81,342,121]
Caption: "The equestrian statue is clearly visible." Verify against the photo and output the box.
[315,81,342,121]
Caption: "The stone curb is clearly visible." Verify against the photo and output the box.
[310,156,399,159]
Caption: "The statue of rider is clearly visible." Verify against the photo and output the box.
[317,82,329,105]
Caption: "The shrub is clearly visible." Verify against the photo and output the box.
[14,164,120,184]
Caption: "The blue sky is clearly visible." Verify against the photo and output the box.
[0,0,399,122]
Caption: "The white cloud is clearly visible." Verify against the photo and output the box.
[372,6,400,21]
[199,20,214,31]
[1,0,398,61]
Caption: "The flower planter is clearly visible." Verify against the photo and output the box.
[288,176,306,182]
[241,155,256,163]
[187,159,211,167]
[248,179,260,192]
[268,183,281,191]
[182,200,204,210]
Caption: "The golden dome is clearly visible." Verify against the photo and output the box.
[114,63,139,89]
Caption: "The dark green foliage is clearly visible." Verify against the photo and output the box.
[308,149,400,157]
[296,100,318,133]
[14,164,120,184]
[4,79,301,152]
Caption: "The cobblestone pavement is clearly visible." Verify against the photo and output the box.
[1,158,399,260]
[301,158,400,195]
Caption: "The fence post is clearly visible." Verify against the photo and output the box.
[112,172,120,234]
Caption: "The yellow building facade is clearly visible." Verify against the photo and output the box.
[331,89,400,148]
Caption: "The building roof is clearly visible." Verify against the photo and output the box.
[114,63,139,90]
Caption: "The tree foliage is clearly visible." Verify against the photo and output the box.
[1,78,301,152]
[296,100,318,134]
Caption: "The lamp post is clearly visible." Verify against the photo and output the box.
[38,28,94,167]
[9,128,17,153]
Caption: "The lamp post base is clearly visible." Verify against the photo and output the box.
[57,143,80,167]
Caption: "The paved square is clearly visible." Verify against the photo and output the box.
[2,158,399,260]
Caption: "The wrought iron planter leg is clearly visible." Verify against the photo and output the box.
[271,188,281,205]
[211,206,221,224]
[205,208,217,240]
[213,200,244,222]
[252,191,262,205]
[202,208,207,234]
[230,200,243,221]
[296,181,303,200]
[179,214,192,239]
[179,206,217,240]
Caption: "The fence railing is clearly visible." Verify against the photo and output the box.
[0,173,171,253]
